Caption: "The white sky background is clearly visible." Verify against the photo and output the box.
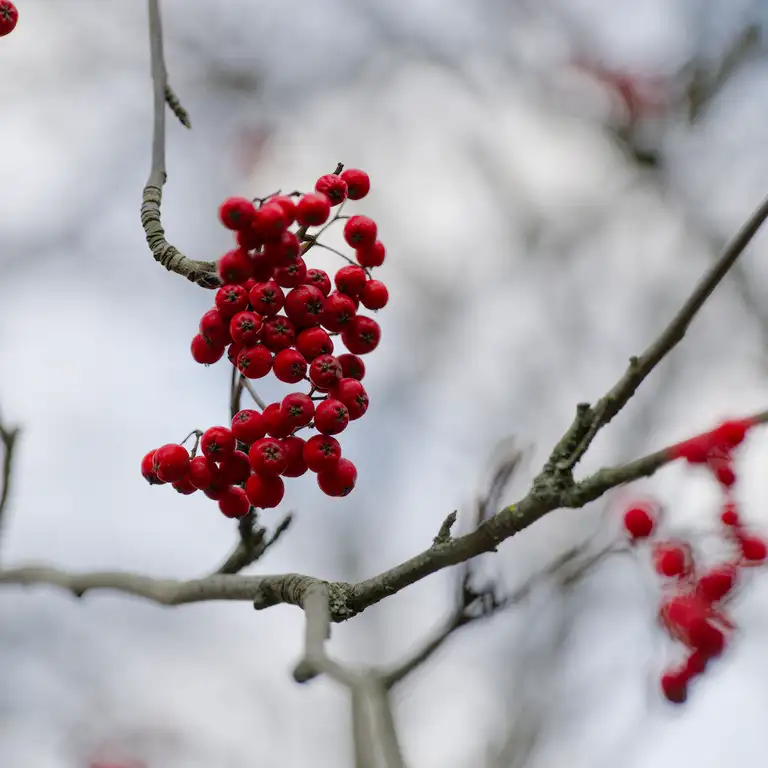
[2,0,768,766]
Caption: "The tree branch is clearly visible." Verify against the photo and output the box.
[0,410,20,554]
[213,511,293,575]
[140,0,220,289]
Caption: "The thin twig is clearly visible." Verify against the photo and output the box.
[214,511,293,575]
[140,0,219,289]
[239,376,267,411]
[164,84,191,128]
[0,412,20,553]
[230,365,244,421]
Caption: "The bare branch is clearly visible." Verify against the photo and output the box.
[0,411,20,552]
[214,511,293,575]
[164,84,191,128]
[239,376,267,411]
[554,193,768,472]
[141,0,219,289]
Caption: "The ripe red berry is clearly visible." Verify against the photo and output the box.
[191,334,225,365]
[274,259,308,289]
[329,378,369,420]
[249,280,285,317]
[714,463,736,487]
[215,284,250,317]
[262,403,294,439]
[272,348,308,383]
[231,409,267,444]
[199,308,231,346]
[360,279,388,310]
[245,473,285,508]
[713,419,751,448]
[296,193,331,226]
[173,476,198,495]
[341,315,381,355]
[201,426,236,460]
[284,285,325,327]
[219,197,256,231]
[334,265,368,298]
[236,225,263,252]
[281,393,315,429]
[305,268,332,297]
[309,354,343,391]
[218,248,253,285]
[153,444,190,483]
[684,649,709,678]
[188,455,217,490]
[697,565,737,603]
[355,240,386,268]
[721,502,740,527]
[653,543,688,578]
[141,450,163,485]
[303,434,342,472]
[263,230,301,267]
[237,345,273,379]
[252,202,287,243]
[321,292,357,332]
[203,476,229,501]
[343,215,377,249]
[227,342,244,366]
[688,618,726,657]
[229,311,263,346]
[249,438,288,476]
[740,535,767,563]
[0,1,18,37]
[296,327,334,361]
[261,315,297,352]
[338,353,365,381]
[248,250,276,282]
[218,450,252,485]
[280,436,308,477]
[339,168,370,200]
[314,399,350,435]
[317,457,357,497]
[623,504,655,540]
[269,195,297,226]
[315,174,348,205]
[660,670,688,704]
[219,486,251,518]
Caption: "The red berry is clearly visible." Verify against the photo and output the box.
[360,279,388,310]
[201,426,236,460]
[219,197,256,231]
[740,535,767,563]
[274,258,308,288]
[218,450,252,485]
[280,436,308,477]
[317,457,357,497]
[355,240,386,268]
[296,193,331,226]
[249,280,285,317]
[248,250,276,282]
[262,403,294,439]
[0,1,18,37]
[688,618,725,657]
[199,308,231,346]
[296,327,334,361]
[343,215,377,249]
[236,225,263,251]
[215,284,250,317]
[309,354,343,391]
[173,476,198,495]
[334,265,368,298]
[697,565,737,603]
[660,670,688,704]
[341,315,381,354]
[281,393,315,429]
[623,504,655,540]
[263,230,301,267]
[269,195,297,226]
[141,450,163,485]
[203,475,229,501]
[305,268,332,297]
[339,168,370,200]
[284,285,325,327]
[188,455,217,489]
[721,502,740,527]
[237,345,273,379]
[321,292,357,332]
[252,202,287,243]
[231,409,267,444]
[315,174,348,205]
[303,434,342,472]
[338,353,365,381]
[684,649,709,678]
[249,437,288,476]
[653,543,688,578]
[713,419,751,448]
[261,315,297,352]
[329,378,369,420]
[714,463,736,487]
[218,248,253,285]
[219,486,251,518]
[227,342,244,366]
[314,399,349,435]
[229,311,263,347]
[191,334,225,365]
[272,348,308,383]
[245,473,285,508]
[153,444,190,483]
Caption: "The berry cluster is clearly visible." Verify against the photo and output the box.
[142,167,388,518]
[622,418,767,704]
[0,0,18,37]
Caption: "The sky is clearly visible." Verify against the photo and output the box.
[2,0,768,766]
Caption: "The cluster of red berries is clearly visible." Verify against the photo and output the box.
[622,418,767,704]
[141,167,388,518]
[0,0,18,37]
